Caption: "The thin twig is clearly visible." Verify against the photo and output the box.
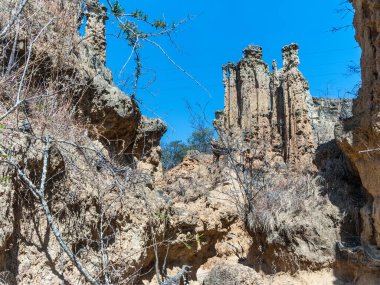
[359,148,380,154]
[0,0,29,37]
[119,37,139,76]
[144,38,210,97]
[16,17,55,103]
[0,137,99,285]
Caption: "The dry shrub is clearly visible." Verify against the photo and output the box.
[29,93,87,142]
[246,173,325,236]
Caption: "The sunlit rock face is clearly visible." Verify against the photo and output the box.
[217,43,315,169]
[337,0,380,247]
[84,0,108,65]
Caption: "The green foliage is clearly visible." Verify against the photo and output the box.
[153,19,167,29]
[131,9,148,21]
[187,127,213,153]
[111,1,124,17]
[108,1,179,93]
[161,127,214,170]
[161,140,189,170]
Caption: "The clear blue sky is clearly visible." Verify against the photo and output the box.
[102,0,361,142]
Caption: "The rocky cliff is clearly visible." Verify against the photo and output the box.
[335,0,380,278]
[311,97,352,145]
[0,0,169,283]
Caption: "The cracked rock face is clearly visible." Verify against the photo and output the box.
[311,97,352,145]
[337,0,380,248]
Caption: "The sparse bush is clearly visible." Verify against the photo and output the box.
[246,173,324,236]
[161,140,188,170]
[161,127,214,170]
[187,127,213,153]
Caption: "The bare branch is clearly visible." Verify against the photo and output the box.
[0,0,29,37]
[16,17,55,103]
[359,148,380,154]
[144,38,210,97]
[0,137,99,285]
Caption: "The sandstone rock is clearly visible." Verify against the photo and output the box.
[158,152,357,283]
[0,0,167,179]
[0,1,169,282]
[217,44,315,169]
[78,77,142,155]
[84,0,108,65]
[0,0,374,284]
[134,116,167,181]
[336,0,380,247]
[311,97,353,145]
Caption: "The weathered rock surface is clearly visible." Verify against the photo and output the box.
[311,97,352,145]
[336,0,380,250]
[0,0,168,283]
[134,116,167,181]
[216,44,315,169]
[157,150,362,284]
[84,0,108,65]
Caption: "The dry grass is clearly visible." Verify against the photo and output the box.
[245,173,325,236]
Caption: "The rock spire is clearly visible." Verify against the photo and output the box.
[216,43,315,168]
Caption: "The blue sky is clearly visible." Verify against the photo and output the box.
[102,0,361,142]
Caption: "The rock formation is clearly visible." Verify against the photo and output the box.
[77,0,167,179]
[311,97,352,145]
[337,0,380,246]
[84,0,108,65]
[0,0,376,284]
[216,43,315,168]
[0,1,171,281]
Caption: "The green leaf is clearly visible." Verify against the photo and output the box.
[154,19,167,29]
[111,1,124,17]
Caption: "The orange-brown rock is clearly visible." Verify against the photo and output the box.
[336,0,380,247]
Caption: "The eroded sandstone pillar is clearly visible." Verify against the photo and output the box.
[269,59,282,149]
[84,0,108,65]
[280,44,315,166]
[237,45,271,144]
[223,63,239,131]
[216,44,315,169]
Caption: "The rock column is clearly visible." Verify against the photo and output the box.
[280,44,315,165]
[223,63,239,132]
[238,45,271,144]
[84,0,108,65]
[216,44,315,169]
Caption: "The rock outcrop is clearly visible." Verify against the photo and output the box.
[0,2,169,282]
[311,97,352,145]
[84,0,108,65]
[216,44,315,168]
[336,0,380,249]
[158,149,361,284]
